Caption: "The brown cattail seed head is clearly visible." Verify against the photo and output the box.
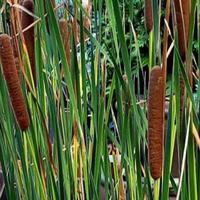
[0,34,29,131]
[148,66,164,180]
[21,0,36,85]
[73,17,80,45]
[83,1,92,34]
[59,18,71,67]
[174,0,191,120]
[145,0,153,33]
[174,0,190,60]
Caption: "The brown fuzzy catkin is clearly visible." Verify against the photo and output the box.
[0,34,29,131]
[59,18,71,67]
[21,0,35,85]
[145,0,153,33]
[83,2,92,32]
[174,0,191,116]
[11,39,20,77]
[148,66,164,180]
[174,0,190,60]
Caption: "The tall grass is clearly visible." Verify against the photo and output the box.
[0,0,199,199]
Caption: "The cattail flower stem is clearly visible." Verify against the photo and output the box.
[0,34,29,131]
[148,66,164,180]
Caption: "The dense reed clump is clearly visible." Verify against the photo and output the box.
[144,0,153,33]
[148,66,164,180]
[0,34,29,131]
[59,18,71,67]
[21,0,35,85]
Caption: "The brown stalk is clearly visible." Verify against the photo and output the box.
[51,0,56,9]
[0,34,29,131]
[148,66,164,180]
[21,0,36,85]
[10,1,22,77]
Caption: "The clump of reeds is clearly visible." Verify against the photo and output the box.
[148,66,164,180]
[145,0,153,33]
[21,0,35,85]
[59,18,71,67]
[0,34,29,131]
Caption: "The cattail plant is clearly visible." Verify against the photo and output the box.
[82,0,92,35]
[10,2,22,77]
[59,18,71,67]
[73,2,80,45]
[145,0,153,33]
[148,66,164,180]
[174,0,190,60]
[174,0,191,115]
[0,34,29,131]
[21,0,35,85]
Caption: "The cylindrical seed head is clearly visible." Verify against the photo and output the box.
[0,34,30,131]
[148,66,164,180]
